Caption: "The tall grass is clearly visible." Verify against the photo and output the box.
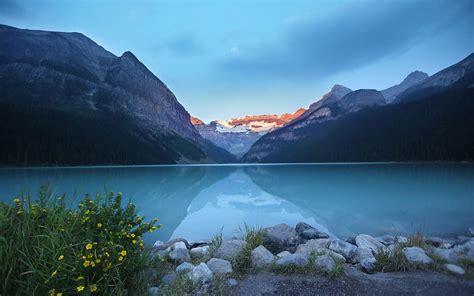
[0,187,160,296]
[233,224,265,273]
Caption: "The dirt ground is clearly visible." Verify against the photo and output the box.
[230,266,474,295]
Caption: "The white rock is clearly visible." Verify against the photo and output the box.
[397,236,408,244]
[444,263,465,275]
[172,241,187,250]
[355,234,384,255]
[251,245,275,268]
[190,246,210,257]
[329,239,357,259]
[314,255,335,272]
[275,253,309,267]
[355,247,377,273]
[402,247,433,264]
[295,239,330,255]
[215,240,247,260]
[169,247,190,263]
[277,251,291,258]
[189,263,213,283]
[206,258,233,274]
[176,262,193,273]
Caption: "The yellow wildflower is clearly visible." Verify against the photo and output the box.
[77,285,85,292]
[86,243,93,250]
[95,259,101,264]
[97,223,102,228]
[57,293,63,296]
[51,270,57,277]
[58,255,64,260]
[131,233,136,238]
[77,276,84,280]
[91,262,96,267]
[90,284,98,292]
[120,250,127,256]
[132,240,137,244]
[83,260,90,267]
[118,256,123,261]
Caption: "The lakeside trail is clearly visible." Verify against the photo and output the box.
[231,268,474,295]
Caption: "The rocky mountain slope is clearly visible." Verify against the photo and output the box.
[394,53,474,103]
[0,25,235,166]
[192,108,306,157]
[243,54,474,163]
[381,71,428,103]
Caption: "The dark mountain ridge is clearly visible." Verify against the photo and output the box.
[0,24,235,166]
[243,53,474,163]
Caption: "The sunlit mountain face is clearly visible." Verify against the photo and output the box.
[191,107,306,133]
[190,108,306,157]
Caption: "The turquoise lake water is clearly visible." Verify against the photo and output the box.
[1,163,473,243]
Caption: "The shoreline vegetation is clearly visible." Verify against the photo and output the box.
[1,191,473,295]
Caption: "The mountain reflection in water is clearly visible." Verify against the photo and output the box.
[0,164,473,243]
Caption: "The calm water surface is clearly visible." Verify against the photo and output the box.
[1,164,473,243]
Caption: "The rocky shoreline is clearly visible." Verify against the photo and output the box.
[147,223,474,295]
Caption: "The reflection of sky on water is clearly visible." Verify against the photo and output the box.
[170,170,330,241]
[0,164,473,243]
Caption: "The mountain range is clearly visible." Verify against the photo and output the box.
[1,24,473,165]
[191,108,305,157]
[0,25,235,166]
[243,54,474,162]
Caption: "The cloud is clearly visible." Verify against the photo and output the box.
[215,0,472,84]
[166,32,203,57]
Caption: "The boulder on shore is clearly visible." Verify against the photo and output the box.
[444,263,465,275]
[329,239,357,260]
[206,258,233,274]
[275,253,309,267]
[169,247,191,263]
[215,240,247,260]
[251,245,275,268]
[355,234,384,255]
[263,224,300,253]
[354,247,376,273]
[190,245,210,257]
[314,255,336,272]
[402,247,433,264]
[189,263,213,283]
[295,222,329,239]
[295,239,330,255]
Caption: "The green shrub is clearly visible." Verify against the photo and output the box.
[0,188,160,296]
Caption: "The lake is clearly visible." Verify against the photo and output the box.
[1,163,473,244]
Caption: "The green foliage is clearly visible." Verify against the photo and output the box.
[407,230,427,249]
[376,230,438,273]
[233,225,264,273]
[159,274,195,296]
[0,188,160,296]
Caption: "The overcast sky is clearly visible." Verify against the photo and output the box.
[1,0,473,121]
